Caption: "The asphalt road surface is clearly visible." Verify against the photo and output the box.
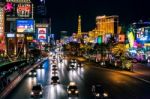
[5,54,150,99]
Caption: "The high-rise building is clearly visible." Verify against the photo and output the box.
[35,0,47,18]
[96,15,119,36]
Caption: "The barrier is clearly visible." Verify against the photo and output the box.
[0,59,47,99]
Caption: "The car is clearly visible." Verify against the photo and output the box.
[52,64,58,68]
[92,84,109,99]
[52,71,58,75]
[77,62,84,68]
[52,67,58,71]
[29,70,37,76]
[67,63,77,70]
[37,64,44,69]
[70,59,77,63]
[31,84,43,97]
[51,76,60,85]
[70,59,77,66]
[100,61,106,66]
[67,82,79,97]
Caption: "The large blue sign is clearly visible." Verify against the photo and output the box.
[136,27,150,43]
[16,19,34,33]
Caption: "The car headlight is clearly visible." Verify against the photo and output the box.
[96,93,100,97]
[34,72,36,75]
[29,72,32,75]
[31,92,34,95]
[75,90,79,93]
[39,91,42,95]
[103,93,108,97]
[68,91,71,94]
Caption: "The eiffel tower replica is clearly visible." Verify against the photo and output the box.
[77,15,82,42]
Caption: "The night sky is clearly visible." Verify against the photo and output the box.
[43,0,150,35]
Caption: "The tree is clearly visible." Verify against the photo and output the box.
[111,44,127,57]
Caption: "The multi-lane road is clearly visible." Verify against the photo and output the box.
[5,53,150,99]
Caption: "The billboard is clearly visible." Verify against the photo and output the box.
[0,7,5,51]
[7,33,15,37]
[118,34,125,42]
[17,3,32,18]
[38,28,47,40]
[127,31,134,48]
[5,3,33,20]
[97,36,102,44]
[136,27,150,42]
[16,19,34,33]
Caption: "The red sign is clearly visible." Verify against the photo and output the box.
[38,28,46,39]
[17,4,32,17]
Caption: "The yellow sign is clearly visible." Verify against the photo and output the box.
[27,36,33,40]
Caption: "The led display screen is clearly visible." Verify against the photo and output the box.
[38,28,46,39]
[17,3,32,18]
[16,19,34,33]
[118,34,125,42]
[136,27,150,42]
[127,31,134,47]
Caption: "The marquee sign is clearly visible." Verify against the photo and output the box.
[6,0,31,3]
[5,1,33,19]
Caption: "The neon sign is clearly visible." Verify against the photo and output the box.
[4,2,13,12]
[17,4,31,17]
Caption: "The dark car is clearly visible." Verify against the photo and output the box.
[52,71,58,75]
[70,59,77,65]
[29,70,37,77]
[31,84,43,97]
[92,84,109,99]
[37,64,44,69]
[67,82,79,97]
[51,76,60,85]
[67,63,77,70]
[52,64,58,68]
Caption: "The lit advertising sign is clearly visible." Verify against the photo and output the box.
[16,19,34,33]
[136,27,150,42]
[17,3,32,18]
[7,33,15,37]
[6,0,31,3]
[38,28,46,40]
[127,31,134,48]
[104,34,111,43]
[118,34,125,42]
[0,7,5,51]
[97,36,102,44]
[5,3,33,20]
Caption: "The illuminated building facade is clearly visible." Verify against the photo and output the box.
[127,21,150,62]
[0,3,6,55]
[96,15,119,35]
[87,15,120,43]
[4,0,34,60]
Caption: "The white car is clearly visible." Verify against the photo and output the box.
[67,82,79,97]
